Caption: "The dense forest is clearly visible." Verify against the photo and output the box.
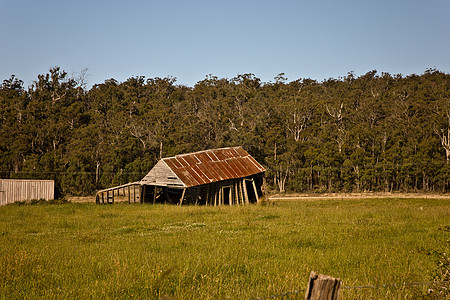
[0,67,449,196]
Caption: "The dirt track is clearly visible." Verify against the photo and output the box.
[68,192,450,203]
[269,192,450,200]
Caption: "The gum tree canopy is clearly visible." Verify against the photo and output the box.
[0,68,449,195]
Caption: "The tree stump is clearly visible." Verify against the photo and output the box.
[305,271,341,300]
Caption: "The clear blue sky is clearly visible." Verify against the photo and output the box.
[1,0,449,88]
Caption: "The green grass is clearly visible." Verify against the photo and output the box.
[0,198,448,299]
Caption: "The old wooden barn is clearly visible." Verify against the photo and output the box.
[0,179,54,206]
[96,147,266,205]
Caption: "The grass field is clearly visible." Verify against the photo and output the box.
[0,197,449,299]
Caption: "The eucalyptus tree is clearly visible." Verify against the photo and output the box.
[0,75,27,176]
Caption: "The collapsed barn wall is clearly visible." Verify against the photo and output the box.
[141,173,264,205]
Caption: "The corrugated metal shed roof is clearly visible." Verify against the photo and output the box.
[140,146,265,188]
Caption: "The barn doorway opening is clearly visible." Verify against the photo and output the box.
[245,179,257,203]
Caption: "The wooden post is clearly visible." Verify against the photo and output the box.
[179,188,186,205]
[251,179,259,203]
[101,192,104,204]
[304,271,341,300]
[153,186,157,204]
[242,179,249,204]
[233,180,239,205]
[128,186,130,204]
[133,185,136,204]
[238,180,244,205]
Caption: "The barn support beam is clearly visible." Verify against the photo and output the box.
[251,178,259,203]
[179,188,186,205]
[242,179,249,204]
[240,180,245,205]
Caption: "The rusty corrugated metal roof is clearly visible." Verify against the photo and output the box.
[160,146,265,188]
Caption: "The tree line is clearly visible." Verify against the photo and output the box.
[0,67,449,196]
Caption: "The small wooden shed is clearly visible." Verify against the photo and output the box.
[96,147,266,205]
[0,179,55,206]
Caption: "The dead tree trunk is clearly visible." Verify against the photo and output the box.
[440,128,450,163]
[275,167,288,193]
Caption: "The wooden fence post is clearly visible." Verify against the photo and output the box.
[304,271,341,300]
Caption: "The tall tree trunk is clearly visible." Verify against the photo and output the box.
[422,171,427,191]
[438,128,450,163]
[353,165,360,192]
[275,167,289,193]
[328,169,332,192]
[96,160,100,188]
